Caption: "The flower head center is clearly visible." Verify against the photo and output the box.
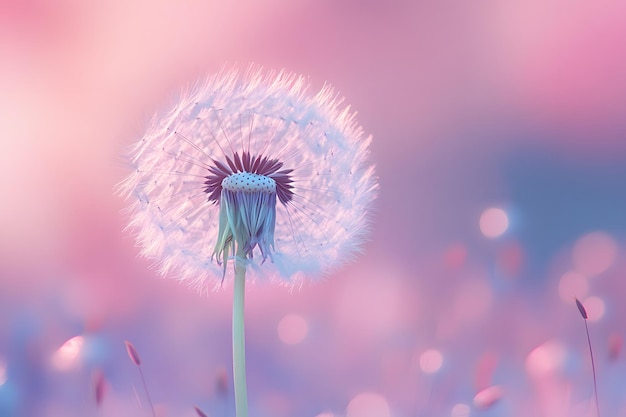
[203,152,294,205]
[222,172,276,194]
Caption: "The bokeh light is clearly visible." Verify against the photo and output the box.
[558,271,589,303]
[346,392,391,417]
[608,333,622,361]
[572,232,618,277]
[473,385,503,409]
[479,208,509,238]
[582,296,605,322]
[51,335,85,371]
[443,242,468,269]
[526,340,567,377]
[451,403,471,417]
[277,314,308,345]
[452,277,493,323]
[419,349,444,374]
[0,359,6,386]
[334,268,408,339]
[496,242,524,277]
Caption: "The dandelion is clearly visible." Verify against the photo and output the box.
[120,66,376,287]
[119,66,377,417]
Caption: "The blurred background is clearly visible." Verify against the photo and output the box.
[1,1,626,416]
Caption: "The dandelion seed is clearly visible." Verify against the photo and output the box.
[119,66,377,417]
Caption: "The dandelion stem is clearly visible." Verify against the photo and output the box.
[233,250,249,417]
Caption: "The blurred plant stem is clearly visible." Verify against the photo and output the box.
[233,249,249,417]
[576,298,600,417]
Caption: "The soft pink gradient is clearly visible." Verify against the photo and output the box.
[1,1,626,416]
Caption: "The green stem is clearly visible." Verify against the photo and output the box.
[233,251,249,417]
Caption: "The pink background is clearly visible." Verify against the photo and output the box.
[1,1,626,416]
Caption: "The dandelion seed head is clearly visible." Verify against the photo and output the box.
[120,66,377,289]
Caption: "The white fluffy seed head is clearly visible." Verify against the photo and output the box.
[119,65,378,290]
[222,172,276,194]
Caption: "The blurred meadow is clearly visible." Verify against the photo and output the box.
[1,1,626,416]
